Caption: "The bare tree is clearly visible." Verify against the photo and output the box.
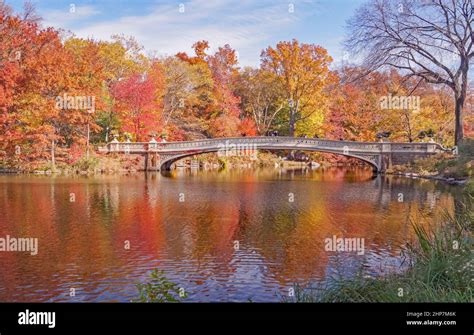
[346,0,474,145]
[22,1,41,24]
[234,68,286,135]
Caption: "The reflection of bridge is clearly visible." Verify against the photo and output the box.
[97,136,446,173]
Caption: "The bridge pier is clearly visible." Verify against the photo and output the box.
[151,152,157,170]
[143,152,160,171]
[378,153,392,173]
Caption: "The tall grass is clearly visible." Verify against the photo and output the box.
[286,198,473,302]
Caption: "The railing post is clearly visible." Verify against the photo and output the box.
[110,137,119,153]
[148,137,159,171]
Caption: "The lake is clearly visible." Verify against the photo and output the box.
[0,167,454,302]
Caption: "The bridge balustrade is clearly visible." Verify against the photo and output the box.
[100,137,445,156]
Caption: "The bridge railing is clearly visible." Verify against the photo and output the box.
[97,137,446,154]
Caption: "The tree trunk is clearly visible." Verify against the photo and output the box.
[454,64,468,146]
[454,90,465,146]
[51,140,56,172]
[289,108,296,137]
[86,123,90,159]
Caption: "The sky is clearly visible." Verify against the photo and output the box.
[6,0,366,67]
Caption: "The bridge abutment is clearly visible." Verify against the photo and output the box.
[143,152,160,171]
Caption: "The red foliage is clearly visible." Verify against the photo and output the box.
[209,115,240,137]
[112,64,164,141]
[238,117,257,136]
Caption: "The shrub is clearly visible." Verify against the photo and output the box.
[72,156,99,172]
[458,138,474,157]
[133,270,186,303]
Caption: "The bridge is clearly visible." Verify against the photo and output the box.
[97,136,446,173]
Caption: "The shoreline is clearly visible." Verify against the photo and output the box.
[382,171,468,185]
[0,159,470,186]
[1,166,470,187]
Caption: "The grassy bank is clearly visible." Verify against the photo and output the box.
[286,196,473,303]
[3,153,150,175]
[387,139,474,181]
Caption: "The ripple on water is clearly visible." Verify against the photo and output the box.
[0,169,453,302]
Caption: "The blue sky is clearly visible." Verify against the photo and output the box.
[7,0,366,66]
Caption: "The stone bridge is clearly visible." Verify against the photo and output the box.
[97,136,447,173]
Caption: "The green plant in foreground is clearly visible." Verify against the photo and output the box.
[134,269,187,303]
[466,180,474,196]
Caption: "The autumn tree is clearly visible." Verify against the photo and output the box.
[234,68,286,135]
[94,35,148,142]
[161,56,215,139]
[346,0,474,145]
[325,68,387,141]
[176,41,245,137]
[261,39,334,136]
[206,43,243,137]
[63,38,105,149]
[112,62,164,141]
[0,2,75,168]
[326,67,454,145]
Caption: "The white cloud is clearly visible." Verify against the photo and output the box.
[40,0,316,66]
[41,5,101,29]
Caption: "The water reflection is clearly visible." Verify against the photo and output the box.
[0,167,454,302]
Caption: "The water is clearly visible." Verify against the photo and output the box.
[0,167,454,302]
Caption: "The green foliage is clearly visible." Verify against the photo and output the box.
[134,270,186,303]
[441,160,473,179]
[438,138,474,178]
[72,156,99,172]
[217,156,228,169]
[391,141,474,179]
[32,161,60,173]
[94,109,121,144]
[466,180,474,196]
[459,138,474,157]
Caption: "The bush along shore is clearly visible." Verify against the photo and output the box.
[0,150,325,175]
[284,194,473,303]
[385,139,474,186]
